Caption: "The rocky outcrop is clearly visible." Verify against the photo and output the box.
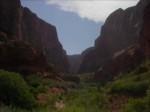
[78,0,148,73]
[0,0,69,73]
[94,45,143,83]
[0,40,52,74]
[140,2,150,59]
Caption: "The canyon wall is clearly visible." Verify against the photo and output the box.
[78,0,148,73]
[140,2,150,59]
[0,0,69,72]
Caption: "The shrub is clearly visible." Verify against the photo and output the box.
[108,71,150,96]
[110,80,149,95]
[124,88,150,112]
[0,104,28,112]
[125,99,147,112]
[25,75,67,89]
[24,75,42,87]
[34,85,48,95]
[0,70,36,109]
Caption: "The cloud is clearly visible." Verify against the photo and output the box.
[46,0,139,23]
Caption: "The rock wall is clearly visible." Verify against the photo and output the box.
[140,2,150,59]
[78,0,148,73]
[93,0,150,83]
[94,45,143,83]
[68,54,81,73]
[0,40,52,74]
[0,0,69,72]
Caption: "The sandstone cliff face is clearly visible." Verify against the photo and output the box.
[77,47,95,73]
[68,54,81,73]
[78,0,148,73]
[0,0,20,38]
[0,40,52,74]
[140,2,150,59]
[93,0,150,83]
[94,45,143,83]
[0,0,69,72]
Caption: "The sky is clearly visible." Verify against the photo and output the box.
[21,0,139,55]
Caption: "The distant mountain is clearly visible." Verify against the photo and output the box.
[0,0,70,73]
[78,0,148,73]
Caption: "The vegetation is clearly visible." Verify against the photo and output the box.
[0,70,36,109]
[107,71,150,96]
[59,85,105,112]
[0,83,105,112]
[0,69,105,112]
[124,88,150,112]
[103,60,150,111]
[0,60,150,112]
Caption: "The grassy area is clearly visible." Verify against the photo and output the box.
[60,85,105,112]
[0,70,106,112]
[106,71,150,96]
[103,60,150,111]
[0,60,150,112]
[106,60,150,96]
[124,88,150,112]
[0,84,106,112]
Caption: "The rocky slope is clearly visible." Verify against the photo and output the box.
[78,0,148,73]
[0,0,69,73]
[94,45,143,83]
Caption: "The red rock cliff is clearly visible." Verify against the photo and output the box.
[93,0,150,83]
[140,2,150,59]
[78,0,148,73]
[93,45,143,83]
[0,0,69,72]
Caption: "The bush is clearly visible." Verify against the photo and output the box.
[0,70,36,109]
[108,71,150,96]
[124,88,150,112]
[34,85,48,95]
[0,104,28,112]
[25,75,67,89]
[25,75,42,87]
[110,80,149,95]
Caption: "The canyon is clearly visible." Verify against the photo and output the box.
[0,0,150,82]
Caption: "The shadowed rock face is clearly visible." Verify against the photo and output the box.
[0,0,20,37]
[0,40,52,74]
[140,2,150,59]
[94,45,143,83]
[68,54,81,74]
[93,0,150,83]
[0,0,69,72]
[78,0,148,73]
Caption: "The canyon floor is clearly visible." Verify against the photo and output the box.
[0,60,150,112]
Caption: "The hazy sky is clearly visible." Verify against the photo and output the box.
[21,0,139,55]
